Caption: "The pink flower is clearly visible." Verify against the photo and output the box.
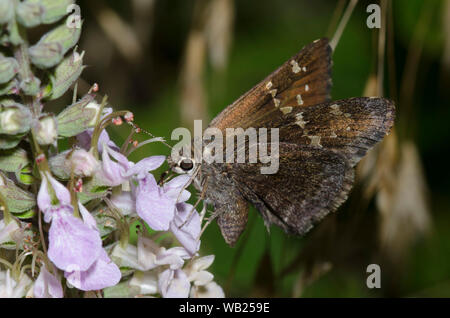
[63,204,121,291]
[98,143,133,186]
[33,265,63,298]
[135,174,175,231]
[47,208,102,272]
[135,174,191,232]
[170,203,201,255]
[37,172,102,272]
[65,249,121,291]
[97,142,165,187]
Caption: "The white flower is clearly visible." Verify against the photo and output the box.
[129,270,158,295]
[111,236,190,271]
[0,108,21,133]
[184,255,225,298]
[0,219,20,246]
[35,115,58,145]
[158,268,190,298]
[85,102,102,126]
[184,255,215,286]
[190,281,225,298]
[0,270,33,298]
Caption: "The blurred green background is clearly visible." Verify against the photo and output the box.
[60,0,450,297]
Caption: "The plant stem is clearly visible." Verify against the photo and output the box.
[330,0,359,52]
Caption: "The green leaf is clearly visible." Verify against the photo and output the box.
[40,0,75,24]
[0,0,14,24]
[16,0,42,28]
[15,164,35,185]
[0,134,23,149]
[0,57,18,84]
[0,172,36,212]
[49,50,84,100]
[29,21,82,69]
[0,147,30,172]
[103,282,139,298]
[0,80,18,95]
[12,209,35,219]
[77,174,109,204]
[56,94,98,137]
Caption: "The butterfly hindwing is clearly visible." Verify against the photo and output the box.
[230,143,354,235]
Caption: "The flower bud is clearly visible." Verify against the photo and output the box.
[0,103,31,135]
[50,148,99,178]
[0,98,15,107]
[0,218,20,247]
[29,22,81,69]
[0,172,36,213]
[35,114,58,145]
[29,42,64,69]
[16,0,43,28]
[69,148,99,177]
[0,0,14,24]
[49,50,85,100]
[19,76,41,96]
[48,150,70,179]
[0,57,18,84]
[0,80,18,95]
[57,95,100,137]
[0,135,22,150]
[15,165,35,186]
[40,0,74,24]
[0,147,30,173]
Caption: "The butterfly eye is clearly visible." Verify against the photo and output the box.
[179,159,194,171]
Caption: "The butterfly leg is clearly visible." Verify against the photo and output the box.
[178,177,209,229]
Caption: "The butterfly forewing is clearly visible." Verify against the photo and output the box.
[208,38,332,131]
[267,97,395,166]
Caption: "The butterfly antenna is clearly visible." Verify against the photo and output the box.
[127,121,173,150]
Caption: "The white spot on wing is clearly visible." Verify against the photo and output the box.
[296,94,304,105]
[308,135,322,148]
[273,98,280,107]
[290,60,301,73]
[266,81,273,90]
[269,89,277,97]
[305,84,309,92]
[295,112,309,128]
[280,106,293,114]
[330,104,343,116]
